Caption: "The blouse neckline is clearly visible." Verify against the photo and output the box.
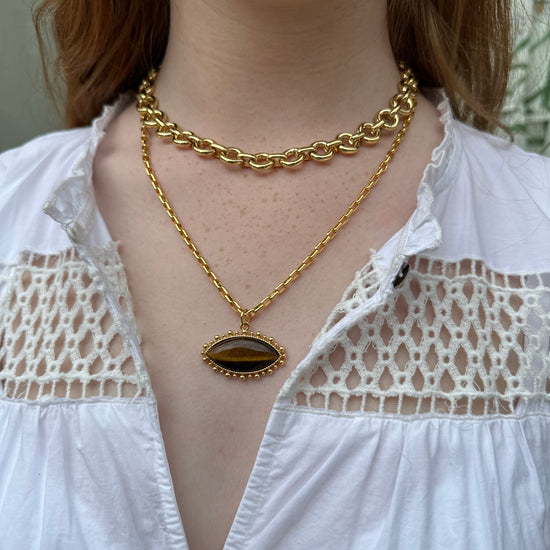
[42,90,461,408]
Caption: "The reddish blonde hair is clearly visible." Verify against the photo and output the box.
[35,0,511,130]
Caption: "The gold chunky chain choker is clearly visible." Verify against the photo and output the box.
[137,65,418,381]
[137,65,418,171]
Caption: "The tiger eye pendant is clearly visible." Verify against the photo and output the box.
[202,330,286,381]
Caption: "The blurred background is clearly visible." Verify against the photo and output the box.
[502,0,550,154]
[0,0,549,154]
[0,0,62,151]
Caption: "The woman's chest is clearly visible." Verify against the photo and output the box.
[90,172,420,549]
[89,115,431,548]
[113,210,383,550]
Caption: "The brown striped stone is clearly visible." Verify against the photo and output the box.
[206,336,280,373]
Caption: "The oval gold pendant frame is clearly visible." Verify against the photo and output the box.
[202,330,286,381]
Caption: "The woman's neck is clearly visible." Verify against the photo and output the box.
[155,0,401,151]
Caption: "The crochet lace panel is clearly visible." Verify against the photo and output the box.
[0,247,148,401]
[1,248,549,414]
[290,256,550,416]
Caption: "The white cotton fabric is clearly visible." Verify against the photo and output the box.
[0,95,549,550]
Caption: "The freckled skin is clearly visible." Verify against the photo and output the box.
[95,97,443,549]
[92,2,446,548]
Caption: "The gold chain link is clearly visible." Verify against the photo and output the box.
[137,64,418,172]
[138,67,418,322]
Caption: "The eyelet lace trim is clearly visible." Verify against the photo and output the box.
[0,246,149,401]
[287,256,550,416]
[2,248,549,415]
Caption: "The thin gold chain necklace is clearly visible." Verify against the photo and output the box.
[137,66,418,381]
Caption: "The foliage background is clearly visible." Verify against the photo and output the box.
[501,0,550,155]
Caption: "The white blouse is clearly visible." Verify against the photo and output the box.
[0,96,549,550]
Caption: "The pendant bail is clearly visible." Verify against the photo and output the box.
[240,311,250,334]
